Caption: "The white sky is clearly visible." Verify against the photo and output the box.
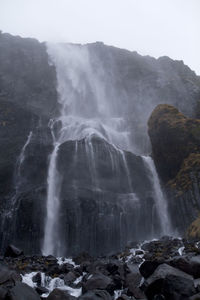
[0,0,199,74]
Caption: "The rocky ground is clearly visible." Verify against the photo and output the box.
[1,237,200,299]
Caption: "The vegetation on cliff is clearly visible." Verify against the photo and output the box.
[148,104,200,183]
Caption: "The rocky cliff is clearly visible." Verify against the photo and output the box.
[1,32,200,256]
[148,104,200,236]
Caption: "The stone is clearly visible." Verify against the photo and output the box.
[4,245,23,258]
[143,263,195,300]
[46,288,76,300]
[79,289,112,299]
[0,263,21,287]
[82,273,114,295]
[8,282,40,300]
[35,286,49,295]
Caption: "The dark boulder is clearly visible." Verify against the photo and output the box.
[73,253,93,265]
[46,288,76,300]
[4,245,23,258]
[190,293,200,300]
[0,263,21,287]
[32,272,42,286]
[35,286,49,295]
[139,261,161,279]
[78,289,112,300]
[143,263,195,300]
[0,287,8,299]
[82,273,114,295]
[168,255,200,279]
[7,282,40,300]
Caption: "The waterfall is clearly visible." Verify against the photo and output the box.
[16,131,33,188]
[142,156,172,235]
[42,42,173,256]
[1,131,33,249]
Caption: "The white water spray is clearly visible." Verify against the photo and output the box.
[142,156,172,235]
[43,43,172,255]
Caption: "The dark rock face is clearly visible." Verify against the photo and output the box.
[0,33,56,255]
[55,136,165,256]
[0,32,57,117]
[0,32,200,256]
[148,104,200,236]
[148,104,200,182]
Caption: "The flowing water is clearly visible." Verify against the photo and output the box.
[42,43,172,256]
[1,131,33,249]
[142,155,172,235]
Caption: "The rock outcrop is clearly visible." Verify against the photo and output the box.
[148,104,200,182]
[148,104,200,236]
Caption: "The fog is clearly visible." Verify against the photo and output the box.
[0,0,199,74]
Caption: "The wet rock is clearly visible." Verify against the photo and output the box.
[0,263,21,287]
[143,263,195,300]
[7,282,40,300]
[63,271,77,285]
[73,253,93,265]
[0,287,8,299]
[148,104,200,182]
[46,288,76,300]
[4,245,23,258]
[35,286,48,295]
[190,293,200,300]
[139,261,161,278]
[32,272,42,286]
[167,255,200,279]
[116,295,136,300]
[78,289,112,299]
[125,267,144,299]
[82,273,114,295]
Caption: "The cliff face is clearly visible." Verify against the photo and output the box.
[0,33,57,252]
[0,32,58,117]
[0,32,200,255]
[148,104,200,235]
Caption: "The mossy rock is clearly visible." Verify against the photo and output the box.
[148,104,200,182]
[168,153,200,194]
[187,215,200,240]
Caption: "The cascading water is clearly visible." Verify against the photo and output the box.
[42,43,173,256]
[142,156,172,235]
[1,131,33,249]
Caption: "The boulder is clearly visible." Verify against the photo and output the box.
[139,261,161,279]
[0,263,21,287]
[190,293,200,300]
[78,289,112,299]
[82,273,114,295]
[0,287,8,299]
[168,255,200,279]
[4,245,23,258]
[7,282,40,300]
[143,263,195,300]
[35,286,49,295]
[46,288,76,300]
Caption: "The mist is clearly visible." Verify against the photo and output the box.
[0,0,199,74]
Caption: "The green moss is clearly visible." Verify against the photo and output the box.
[168,153,200,194]
[187,214,200,240]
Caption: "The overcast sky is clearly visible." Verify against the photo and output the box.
[0,0,199,74]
